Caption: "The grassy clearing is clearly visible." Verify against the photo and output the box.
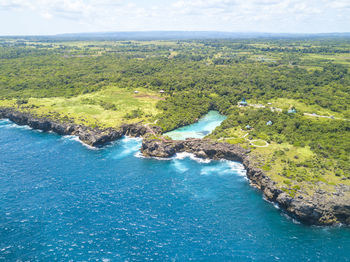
[301,53,350,67]
[252,142,350,191]
[250,139,268,147]
[0,87,162,128]
[211,118,350,195]
[269,98,343,118]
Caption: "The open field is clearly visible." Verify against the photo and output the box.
[0,87,162,128]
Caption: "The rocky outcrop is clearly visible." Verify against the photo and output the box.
[0,107,160,147]
[243,155,350,225]
[141,138,350,226]
[141,138,248,161]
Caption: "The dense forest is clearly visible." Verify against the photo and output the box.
[0,37,349,192]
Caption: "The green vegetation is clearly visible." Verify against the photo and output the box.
[0,87,161,128]
[210,108,350,191]
[0,37,349,195]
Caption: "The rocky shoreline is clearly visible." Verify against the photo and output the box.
[1,107,349,226]
[0,107,161,146]
[141,138,350,226]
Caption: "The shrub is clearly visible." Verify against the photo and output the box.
[124,108,144,119]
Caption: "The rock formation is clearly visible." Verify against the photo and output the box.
[141,137,350,226]
[0,107,160,147]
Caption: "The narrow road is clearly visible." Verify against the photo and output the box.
[246,104,349,121]
[303,113,349,121]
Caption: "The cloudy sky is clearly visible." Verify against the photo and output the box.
[0,0,349,35]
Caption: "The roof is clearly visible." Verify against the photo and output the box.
[239,98,248,105]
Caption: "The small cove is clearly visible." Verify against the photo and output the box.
[164,110,226,140]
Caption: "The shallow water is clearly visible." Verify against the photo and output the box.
[164,110,227,140]
[1,119,350,261]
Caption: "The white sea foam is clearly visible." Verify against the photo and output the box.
[200,161,243,176]
[171,160,189,173]
[0,119,44,133]
[263,196,281,210]
[200,166,227,176]
[226,161,247,178]
[134,152,173,161]
[61,135,99,150]
[122,136,143,143]
[112,147,140,159]
[0,119,11,125]
[109,137,143,159]
[282,213,301,225]
[265,198,303,225]
[134,151,145,158]
[174,152,211,164]
[6,123,33,130]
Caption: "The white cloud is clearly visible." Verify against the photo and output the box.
[0,0,128,21]
[0,0,349,34]
[330,0,350,9]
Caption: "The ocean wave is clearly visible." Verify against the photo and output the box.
[200,165,227,176]
[61,135,99,150]
[109,137,142,159]
[171,159,189,173]
[174,152,211,164]
[122,136,143,142]
[281,213,301,225]
[0,119,46,134]
[200,162,239,176]
[134,151,249,179]
[2,122,33,130]
[225,161,247,178]
[134,152,173,161]
[263,196,280,210]
[0,119,11,125]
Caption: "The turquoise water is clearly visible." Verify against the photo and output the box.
[165,110,227,140]
[1,119,350,261]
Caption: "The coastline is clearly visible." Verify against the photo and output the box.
[141,140,350,226]
[1,106,349,226]
[0,107,161,147]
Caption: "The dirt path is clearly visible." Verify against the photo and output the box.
[246,104,349,121]
[249,140,269,147]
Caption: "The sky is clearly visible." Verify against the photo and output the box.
[0,0,349,35]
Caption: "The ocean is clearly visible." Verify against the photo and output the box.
[0,119,350,261]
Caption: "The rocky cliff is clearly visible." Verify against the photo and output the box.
[0,107,160,147]
[141,138,350,226]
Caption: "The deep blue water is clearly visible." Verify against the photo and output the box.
[1,119,350,261]
[164,111,227,140]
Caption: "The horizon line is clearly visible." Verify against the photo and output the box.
[1,30,350,37]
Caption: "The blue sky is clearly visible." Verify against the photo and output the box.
[0,0,349,35]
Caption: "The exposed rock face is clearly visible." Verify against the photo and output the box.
[141,138,350,226]
[121,123,161,137]
[0,107,160,147]
[141,138,248,161]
